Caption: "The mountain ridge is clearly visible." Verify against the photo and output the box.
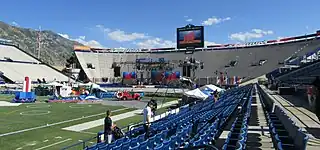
[0,21,82,66]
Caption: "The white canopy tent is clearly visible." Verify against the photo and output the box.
[79,82,107,92]
[184,88,208,100]
[202,84,225,92]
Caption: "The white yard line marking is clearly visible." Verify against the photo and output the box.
[0,108,129,137]
[34,138,72,150]
[27,141,38,146]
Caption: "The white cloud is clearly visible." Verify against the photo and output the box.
[96,25,111,33]
[58,33,69,39]
[205,41,218,47]
[251,29,273,35]
[95,25,174,48]
[136,38,175,49]
[229,29,274,42]
[186,18,193,22]
[202,17,231,26]
[306,26,309,30]
[11,21,19,27]
[277,36,284,39]
[107,30,148,42]
[96,25,148,42]
[73,37,103,48]
[58,33,104,48]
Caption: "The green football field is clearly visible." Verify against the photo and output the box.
[0,94,177,150]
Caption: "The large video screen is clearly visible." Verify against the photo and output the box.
[177,26,204,49]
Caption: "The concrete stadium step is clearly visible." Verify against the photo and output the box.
[260,85,320,149]
[246,85,273,150]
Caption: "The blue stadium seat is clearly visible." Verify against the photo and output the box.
[129,144,140,150]
[147,136,155,149]
[153,143,163,150]
[82,85,256,150]
[111,145,122,150]
[121,141,130,150]
[138,141,148,150]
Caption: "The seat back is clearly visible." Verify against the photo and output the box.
[294,131,309,150]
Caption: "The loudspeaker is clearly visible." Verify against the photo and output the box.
[187,66,191,77]
[140,73,144,81]
[114,67,121,77]
[183,66,187,76]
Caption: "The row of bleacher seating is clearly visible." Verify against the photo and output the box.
[266,106,308,150]
[268,59,320,81]
[222,93,252,150]
[84,84,253,150]
[257,84,309,150]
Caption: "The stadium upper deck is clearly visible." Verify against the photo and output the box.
[75,31,320,84]
[0,40,72,83]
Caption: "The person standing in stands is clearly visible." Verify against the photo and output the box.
[150,99,157,116]
[312,77,320,121]
[104,110,114,144]
[143,102,152,139]
[307,86,314,110]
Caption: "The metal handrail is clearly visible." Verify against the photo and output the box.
[127,116,167,138]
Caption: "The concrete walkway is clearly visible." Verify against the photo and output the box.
[62,100,178,132]
[261,85,320,149]
[0,101,21,107]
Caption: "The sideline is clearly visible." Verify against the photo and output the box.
[62,100,178,132]
[0,108,129,137]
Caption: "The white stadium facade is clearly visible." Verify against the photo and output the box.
[74,31,320,85]
[0,31,319,85]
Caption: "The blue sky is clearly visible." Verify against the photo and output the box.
[1,0,319,48]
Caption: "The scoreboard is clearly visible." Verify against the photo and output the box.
[177,25,204,49]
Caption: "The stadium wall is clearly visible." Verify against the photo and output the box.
[75,35,320,84]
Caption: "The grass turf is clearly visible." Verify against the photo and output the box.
[0,94,178,150]
[0,101,134,150]
[0,103,130,134]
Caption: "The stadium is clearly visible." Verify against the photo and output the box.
[0,22,320,150]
